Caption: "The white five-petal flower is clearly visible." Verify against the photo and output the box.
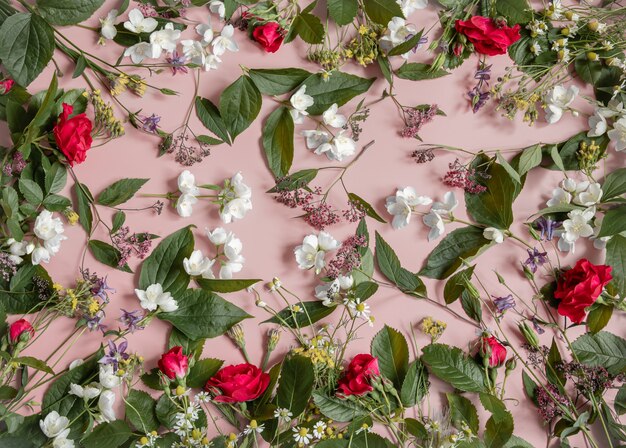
[294,232,340,273]
[123,8,158,34]
[135,283,178,312]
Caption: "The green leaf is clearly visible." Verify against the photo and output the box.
[447,393,479,433]
[597,205,626,237]
[616,383,626,415]
[495,0,532,24]
[517,144,543,176]
[606,235,626,296]
[0,13,55,86]
[602,168,626,201]
[169,328,205,360]
[363,0,404,25]
[12,356,53,374]
[327,0,358,25]
[388,31,423,56]
[465,157,516,229]
[187,358,224,388]
[264,301,336,328]
[301,71,375,115]
[18,178,43,205]
[74,182,94,234]
[375,231,425,295]
[546,338,565,386]
[420,226,488,279]
[522,370,538,404]
[0,264,51,313]
[248,68,312,96]
[125,390,159,433]
[571,331,626,375]
[421,344,486,392]
[195,96,231,144]
[312,392,368,422]
[348,192,386,223]
[291,13,325,44]
[461,289,482,322]
[42,193,71,211]
[371,325,409,388]
[97,178,148,206]
[81,420,132,448]
[219,75,262,139]
[88,240,132,273]
[496,152,521,184]
[400,359,429,407]
[139,226,194,298]
[159,289,251,340]
[587,303,613,334]
[262,106,294,178]
[37,0,105,25]
[111,210,125,234]
[277,355,314,417]
[503,436,534,448]
[396,63,449,80]
[444,266,475,304]
[377,55,393,84]
[481,394,514,448]
[196,278,261,293]
[196,135,223,145]
[267,169,318,192]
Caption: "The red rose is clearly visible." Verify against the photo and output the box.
[455,16,521,56]
[53,103,93,166]
[555,259,612,324]
[479,335,507,367]
[252,22,284,53]
[0,79,14,95]
[337,354,380,397]
[158,346,189,380]
[9,319,34,343]
[206,363,270,402]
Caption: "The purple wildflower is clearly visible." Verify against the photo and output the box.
[119,309,145,333]
[99,340,129,370]
[166,51,188,75]
[524,247,548,273]
[82,269,115,303]
[532,317,545,335]
[493,294,516,313]
[468,63,492,113]
[140,114,161,133]
[535,217,561,241]
[86,311,106,333]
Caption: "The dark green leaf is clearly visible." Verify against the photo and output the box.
[363,0,404,25]
[196,278,261,293]
[248,68,312,95]
[264,301,336,328]
[602,168,626,201]
[420,226,488,279]
[495,0,532,24]
[74,182,94,234]
[348,192,386,223]
[571,331,626,375]
[375,231,425,295]
[606,235,626,296]
[187,358,224,388]
[291,13,325,44]
[262,106,294,178]
[312,392,368,422]
[587,303,613,334]
[18,179,43,204]
[301,71,375,115]
[371,325,409,388]
[81,420,132,448]
[125,390,159,433]
[37,0,105,25]
[195,96,231,144]
[400,359,429,407]
[267,169,318,192]
[97,178,148,206]
[422,344,486,392]
[597,205,626,237]
[396,63,449,80]
[444,266,475,304]
[276,355,314,417]
[447,393,479,433]
[388,31,423,56]
[219,75,262,139]
[88,240,132,273]
[327,0,358,25]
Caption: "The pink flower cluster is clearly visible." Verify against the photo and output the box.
[443,159,488,194]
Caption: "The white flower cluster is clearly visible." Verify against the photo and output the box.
[100,6,236,71]
[135,283,179,312]
[10,210,69,266]
[176,170,252,222]
[184,227,245,279]
[379,17,417,59]
[315,274,353,306]
[588,98,626,152]
[40,411,73,447]
[294,231,340,274]
[546,178,608,251]
[543,85,579,124]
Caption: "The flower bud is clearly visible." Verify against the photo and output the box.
[587,20,599,32]
[587,52,599,61]
[9,319,34,344]
[519,321,540,349]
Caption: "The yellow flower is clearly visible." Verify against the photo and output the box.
[358,25,368,35]
[53,283,64,292]
[109,73,129,96]
[87,297,100,315]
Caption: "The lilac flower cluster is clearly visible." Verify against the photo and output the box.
[111,226,153,268]
[443,159,488,194]
[400,105,439,139]
[327,235,367,279]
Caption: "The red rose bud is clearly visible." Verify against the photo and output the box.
[157,346,189,380]
[206,363,270,402]
[555,258,612,324]
[252,22,284,53]
[452,42,464,56]
[0,79,14,95]
[9,319,34,343]
[455,16,521,56]
[337,354,380,397]
[479,335,507,368]
[53,103,93,166]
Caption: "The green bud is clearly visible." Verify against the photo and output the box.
[519,321,540,349]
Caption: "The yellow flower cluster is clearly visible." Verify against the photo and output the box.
[420,316,447,341]
[83,89,125,138]
[578,140,604,173]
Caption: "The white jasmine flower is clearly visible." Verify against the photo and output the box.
[204,53,222,71]
[31,246,50,265]
[177,170,200,195]
[588,109,608,137]
[573,182,602,206]
[380,17,417,58]
[7,238,34,264]
[99,364,122,389]
[212,24,238,56]
[99,9,118,41]
[422,192,458,240]
[544,85,579,124]
[123,8,158,34]
[195,17,214,44]
[34,210,65,242]
[207,227,229,245]
[557,207,595,252]
[53,437,75,448]
[39,411,70,439]
[220,233,245,279]
[183,250,214,277]
[293,427,313,445]
[274,408,293,423]
[289,85,314,124]
[219,172,252,223]
[546,186,572,207]
[181,39,206,66]
[322,104,347,128]
[150,23,181,54]
[135,283,178,312]
[608,116,626,151]
[69,383,101,399]
[176,194,197,218]
[398,0,428,17]
[294,232,340,273]
[386,187,432,229]
[97,390,116,423]
[328,131,356,161]
[124,42,157,64]
[209,0,226,19]
[315,275,351,306]
[302,130,332,150]
[483,227,505,243]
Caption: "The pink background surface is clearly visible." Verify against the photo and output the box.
[15,2,626,445]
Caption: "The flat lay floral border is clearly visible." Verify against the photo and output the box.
[0,0,626,447]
